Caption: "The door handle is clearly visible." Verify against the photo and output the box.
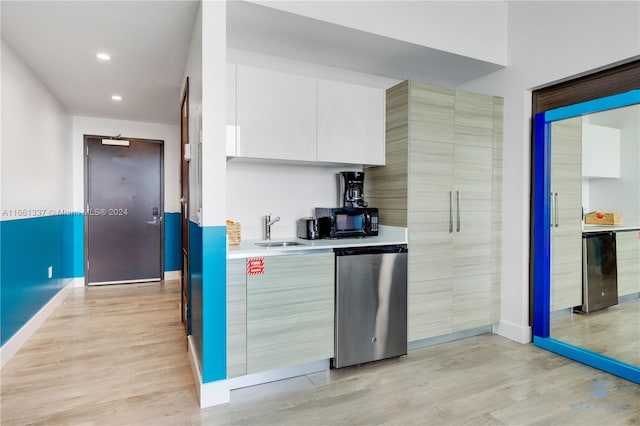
[449,191,453,233]
[456,191,460,232]
[148,207,161,225]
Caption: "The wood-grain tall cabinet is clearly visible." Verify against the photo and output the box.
[366,80,503,342]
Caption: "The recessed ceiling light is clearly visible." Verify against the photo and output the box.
[96,52,111,61]
[111,95,122,101]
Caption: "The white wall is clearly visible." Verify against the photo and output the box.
[201,0,227,228]
[228,48,401,89]
[587,106,640,226]
[254,0,508,66]
[1,40,72,216]
[227,161,361,240]
[460,0,640,343]
[71,116,180,213]
[182,3,203,224]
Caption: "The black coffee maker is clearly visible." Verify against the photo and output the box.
[340,171,368,207]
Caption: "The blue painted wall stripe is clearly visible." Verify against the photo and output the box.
[164,212,181,272]
[189,220,202,353]
[201,225,227,383]
[1,215,73,345]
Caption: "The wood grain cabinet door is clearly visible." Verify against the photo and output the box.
[227,259,247,378]
[246,253,335,374]
[616,231,640,296]
[407,81,456,340]
[550,117,583,311]
[452,89,495,331]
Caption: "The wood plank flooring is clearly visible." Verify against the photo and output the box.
[551,297,640,366]
[1,280,639,425]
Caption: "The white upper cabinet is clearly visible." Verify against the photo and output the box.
[236,65,317,161]
[231,64,385,165]
[582,123,621,178]
[317,79,385,165]
[226,64,237,157]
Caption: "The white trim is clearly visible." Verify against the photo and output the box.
[0,279,74,368]
[71,277,85,288]
[228,359,329,390]
[164,270,181,280]
[494,320,532,344]
[187,335,231,408]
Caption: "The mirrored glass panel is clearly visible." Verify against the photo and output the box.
[549,104,640,367]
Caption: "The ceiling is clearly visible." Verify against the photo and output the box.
[227,1,503,87]
[2,1,503,126]
[1,1,199,125]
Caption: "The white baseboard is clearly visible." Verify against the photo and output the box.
[71,277,85,287]
[187,335,230,408]
[164,270,180,280]
[495,319,532,344]
[0,279,75,368]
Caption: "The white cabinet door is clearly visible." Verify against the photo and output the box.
[550,117,583,311]
[226,64,237,157]
[582,123,621,178]
[246,253,334,374]
[236,66,317,161]
[317,80,385,165]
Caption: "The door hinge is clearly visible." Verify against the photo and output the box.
[87,260,90,270]
[86,146,89,156]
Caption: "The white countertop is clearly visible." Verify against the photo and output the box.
[582,224,640,233]
[227,225,408,259]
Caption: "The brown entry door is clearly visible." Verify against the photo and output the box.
[180,79,190,333]
[85,136,163,285]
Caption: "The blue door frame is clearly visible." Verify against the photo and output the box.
[532,89,640,384]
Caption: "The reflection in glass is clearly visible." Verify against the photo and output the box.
[549,104,640,367]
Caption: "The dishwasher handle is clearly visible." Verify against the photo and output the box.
[334,245,408,256]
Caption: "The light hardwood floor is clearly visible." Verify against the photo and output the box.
[2,280,639,425]
[551,298,640,366]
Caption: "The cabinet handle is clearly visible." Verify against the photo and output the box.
[555,192,560,228]
[550,192,554,227]
[456,191,461,233]
[449,191,453,233]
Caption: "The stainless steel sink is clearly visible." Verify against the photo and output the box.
[254,241,304,248]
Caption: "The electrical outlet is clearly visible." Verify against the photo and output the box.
[48,266,53,279]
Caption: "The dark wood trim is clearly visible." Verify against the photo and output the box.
[532,59,640,114]
[529,59,640,326]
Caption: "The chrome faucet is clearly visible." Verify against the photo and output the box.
[264,213,280,240]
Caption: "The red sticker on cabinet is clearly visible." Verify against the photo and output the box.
[247,258,265,276]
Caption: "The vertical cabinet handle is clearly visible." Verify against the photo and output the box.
[549,191,556,228]
[449,191,453,233]
[456,191,461,232]
[554,192,559,228]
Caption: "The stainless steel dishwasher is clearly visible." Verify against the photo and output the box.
[333,245,408,368]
